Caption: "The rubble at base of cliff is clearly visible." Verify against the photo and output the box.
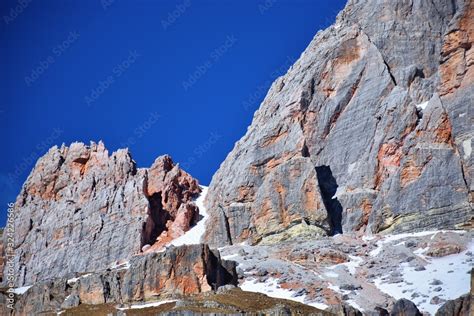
[1,230,472,315]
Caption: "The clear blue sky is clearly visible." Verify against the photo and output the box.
[0,0,347,225]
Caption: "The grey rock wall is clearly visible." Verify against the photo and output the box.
[204,0,473,247]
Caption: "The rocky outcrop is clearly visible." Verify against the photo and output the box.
[5,142,201,287]
[329,303,363,316]
[204,0,473,247]
[390,299,422,316]
[7,244,237,315]
[435,294,470,316]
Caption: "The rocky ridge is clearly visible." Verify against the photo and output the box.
[10,141,201,286]
[5,245,237,315]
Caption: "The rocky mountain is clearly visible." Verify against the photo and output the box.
[11,142,201,286]
[203,0,473,247]
[1,0,473,315]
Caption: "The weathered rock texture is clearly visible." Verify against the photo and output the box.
[204,0,474,247]
[390,298,422,316]
[435,294,470,316]
[6,142,201,287]
[6,245,237,315]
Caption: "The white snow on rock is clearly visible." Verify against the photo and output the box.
[416,101,429,111]
[12,286,32,295]
[369,230,461,257]
[462,139,471,159]
[109,260,130,271]
[241,278,328,311]
[327,255,363,275]
[116,300,176,310]
[374,240,474,315]
[169,186,209,247]
[67,277,79,285]
[67,273,93,285]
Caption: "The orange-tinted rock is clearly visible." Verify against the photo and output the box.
[10,245,238,314]
[8,142,202,287]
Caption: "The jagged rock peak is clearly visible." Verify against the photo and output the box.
[8,141,201,287]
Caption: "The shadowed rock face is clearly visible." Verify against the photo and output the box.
[390,299,422,316]
[203,0,474,247]
[435,294,470,316]
[4,142,200,287]
[315,165,343,235]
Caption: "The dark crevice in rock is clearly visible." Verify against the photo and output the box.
[382,59,397,86]
[141,192,170,248]
[322,68,364,138]
[459,157,470,192]
[72,157,89,165]
[93,216,105,242]
[204,247,238,291]
[300,78,315,110]
[360,29,398,86]
[103,278,110,303]
[219,207,233,246]
[315,165,343,235]
[301,142,310,158]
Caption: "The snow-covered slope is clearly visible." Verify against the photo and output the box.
[169,186,209,247]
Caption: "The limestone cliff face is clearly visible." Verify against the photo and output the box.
[8,142,201,287]
[10,245,237,315]
[204,0,473,247]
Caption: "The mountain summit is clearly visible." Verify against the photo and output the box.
[1,0,473,315]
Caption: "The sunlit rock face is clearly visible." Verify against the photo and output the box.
[10,244,238,315]
[204,0,473,247]
[7,141,201,287]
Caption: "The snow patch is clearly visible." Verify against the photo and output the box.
[67,277,80,285]
[110,261,130,271]
[324,271,339,278]
[168,186,209,247]
[221,253,239,260]
[462,139,471,159]
[12,286,32,295]
[67,273,94,285]
[416,101,429,111]
[327,255,363,275]
[348,162,357,174]
[374,241,474,315]
[346,299,365,312]
[241,278,328,311]
[362,235,376,241]
[117,300,176,310]
[369,231,458,257]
